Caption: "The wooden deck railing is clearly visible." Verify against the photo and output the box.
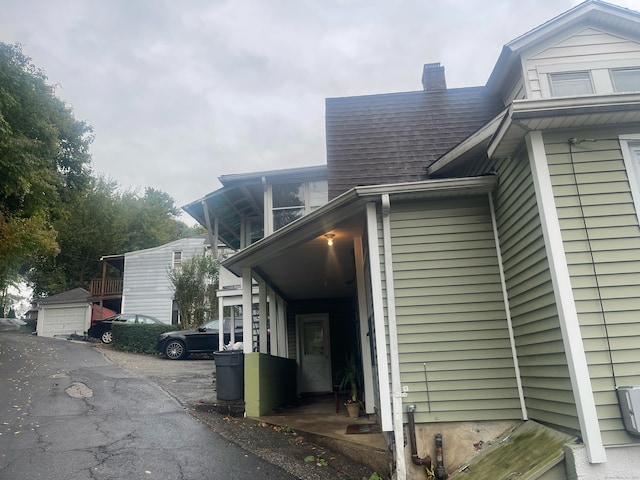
[90,278,123,297]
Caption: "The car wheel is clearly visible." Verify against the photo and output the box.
[101,330,113,344]
[165,340,186,360]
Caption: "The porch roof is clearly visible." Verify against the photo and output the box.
[182,165,326,250]
[222,175,498,301]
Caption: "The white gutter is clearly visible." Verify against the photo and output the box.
[381,194,407,480]
[526,130,606,463]
[488,192,527,420]
[366,202,392,432]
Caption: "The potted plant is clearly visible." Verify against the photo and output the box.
[338,352,362,418]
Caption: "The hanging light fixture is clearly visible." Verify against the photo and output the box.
[325,233,335,246]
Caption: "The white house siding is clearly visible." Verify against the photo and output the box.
[457,151,580,434]
[122,237,207,324]
[523,28,640,99]
[389,196,521,423]
[544,127,640,446]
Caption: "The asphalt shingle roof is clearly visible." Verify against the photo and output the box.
[325,87,504,199]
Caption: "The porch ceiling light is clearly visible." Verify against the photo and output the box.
[325,233,335,246]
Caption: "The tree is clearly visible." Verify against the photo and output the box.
[168,254,219,329]
[0,42,93,296]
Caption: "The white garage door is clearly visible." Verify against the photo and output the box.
[39,305,89,337]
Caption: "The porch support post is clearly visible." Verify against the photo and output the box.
[526,130,606,463]
[354,236,374,414]
[268,290,278,355]
[381,194,407,480]
[202,201,218,259]
[366,202,393,430]
[242,267,253,354]
[218,294,225,351]
[277,296,287,358]
[258,279,268,354]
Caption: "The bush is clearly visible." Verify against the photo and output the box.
[111,323,178,354]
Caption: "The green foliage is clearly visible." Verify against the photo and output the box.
[168,253,219,329]
[28,178,190,296]
[111,323,177,354]
[0,42,197,300]
[303,455,328,467]
[0,42,92,295]
[337,351,362,402]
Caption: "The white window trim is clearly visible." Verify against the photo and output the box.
[620,134,640,228]
[538,59,640,98]
[172,251,182,269]
[266,179,327,235]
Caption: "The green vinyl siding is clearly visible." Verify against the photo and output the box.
[390,196,521,423]
[456,150,580,434]
[545,128,640,445]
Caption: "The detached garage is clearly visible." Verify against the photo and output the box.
[37,288,91,338]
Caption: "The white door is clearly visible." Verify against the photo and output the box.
[298,314,332,393]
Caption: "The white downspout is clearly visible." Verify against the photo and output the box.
[381,194,407,480]
[488,192,527,420]
[526,130,606,463]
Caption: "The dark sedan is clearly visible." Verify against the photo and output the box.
[88,313,163,344]
[157,318,243,360]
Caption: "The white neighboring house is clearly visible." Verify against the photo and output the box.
[37,287,91,338]
[121,236,209,324]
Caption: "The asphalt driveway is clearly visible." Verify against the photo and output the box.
[93,343,376,480]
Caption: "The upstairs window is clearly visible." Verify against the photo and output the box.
[172,251,182,269]
[611,68,640,93]
[270,179,327,232]
[550,71,593,97]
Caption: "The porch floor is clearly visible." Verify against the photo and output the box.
[253,393,391,473]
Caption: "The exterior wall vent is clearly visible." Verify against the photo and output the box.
[617,386,640,436]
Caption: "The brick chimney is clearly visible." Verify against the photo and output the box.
[422,63,446,91]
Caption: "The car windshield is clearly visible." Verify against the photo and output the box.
[202,320,219,330]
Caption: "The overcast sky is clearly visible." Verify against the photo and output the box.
[1,0,638,221]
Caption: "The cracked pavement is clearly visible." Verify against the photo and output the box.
[0,332,296,480]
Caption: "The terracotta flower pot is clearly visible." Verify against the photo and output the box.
[345,402,361,419]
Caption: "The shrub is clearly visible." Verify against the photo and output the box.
[111,323,178,354]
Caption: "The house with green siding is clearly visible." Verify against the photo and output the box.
[185,1,640,478]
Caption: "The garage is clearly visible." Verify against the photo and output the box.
[37,288,91,338]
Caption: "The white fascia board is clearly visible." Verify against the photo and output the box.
[526,130,606,463]
[428,109,508,175]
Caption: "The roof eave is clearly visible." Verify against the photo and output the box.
[222,176,498,276]
[488,93,640,158]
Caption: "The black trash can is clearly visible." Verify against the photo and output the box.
[214,350,244,401]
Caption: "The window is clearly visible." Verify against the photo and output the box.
[611,68,640,93]
[550,72,594,96]
[172,251,182,269]
[270,179,327,232]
